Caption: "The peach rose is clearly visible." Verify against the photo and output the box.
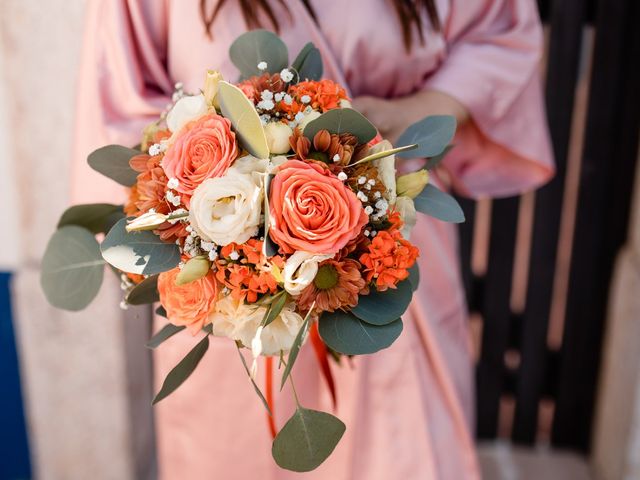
[157,267,219,334]
[162,113,238,207]
[269,160,368,254]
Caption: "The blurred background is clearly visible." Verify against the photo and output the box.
[1,0,639,479]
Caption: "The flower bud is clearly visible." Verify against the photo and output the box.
[298,110,321,131]
[339,99,352,109]
[264,122,294,154]
[204,70,223,108]
[396,170,429,199]
[175,256,211,285]
[167,94,208,133]
[125,211,167,232]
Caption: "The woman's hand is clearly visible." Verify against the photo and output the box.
[352,90,469,144]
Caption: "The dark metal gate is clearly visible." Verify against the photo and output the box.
[463,0,640,452]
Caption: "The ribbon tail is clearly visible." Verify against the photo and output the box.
[265,356,277,439]
[310,322,337,410]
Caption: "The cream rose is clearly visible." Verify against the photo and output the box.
[209,296,304,355]
[188,167,262,246]
[395,196,417,239]
[283,251,335,296]
[370,140,397,204]
[297,110,321,131]
[166,94,208,133]
[264,122,293,154]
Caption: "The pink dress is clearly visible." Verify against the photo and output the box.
[72,1,553,478]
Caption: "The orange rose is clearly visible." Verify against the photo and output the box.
[162,113,238,207]
[269,160,368,254]
[157,267,219,334]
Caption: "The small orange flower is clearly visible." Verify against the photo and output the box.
[359,227,419,291]
[297,258,365,313]
[215,240,283,303]
[281,80,349,118]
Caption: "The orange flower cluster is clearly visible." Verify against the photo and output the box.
[281,79,349,117]
[237,76,349,121]
[125,152,189,243]
[214,240,284,303]
[359,219,419,291]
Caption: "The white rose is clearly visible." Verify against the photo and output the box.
[264,122,293,154]
[283,251,335,296]
[370,140,397,204]
[166,93,208,133]
[395,196,417,239]
[209,297,304,355]
[188,168,262,246]
[298,110,321,131]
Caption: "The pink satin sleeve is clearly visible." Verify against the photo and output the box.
[71,0,172,204]
[425,0,554,198]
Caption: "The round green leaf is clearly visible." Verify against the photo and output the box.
[218,81,270,159]
[318,311,403,355]
[414,184,465,223]
[125,274,159,305]
[396,115,456,159]
[352,280,413,325]
[408,264,420,292]
[87,145,140,186]
[40,226,105,311]
[272,407,345,472]
[57,203,122,234]
[229,29,289,78]
[291,42,323,81]
[101,218,181,275]
[303,108,377,144]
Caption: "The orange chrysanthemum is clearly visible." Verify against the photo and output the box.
[125,153,188,243]
[359,227,419,291]
[214,240,284,303]
[297,258,365,313]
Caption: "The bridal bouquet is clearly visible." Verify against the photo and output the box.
[41,30,463,472]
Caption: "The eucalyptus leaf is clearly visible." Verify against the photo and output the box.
[303,108,377,144]
[263,173,280,256]
[125,274,159,305]
[40,226,105,311]
[414,184,465,223]
[235,341,272,416]
[101,218,181,275]
[87,145,141,186]
[351,280,412,325]
[153,335,209,404]
[218,81,270,159]
[408,264,420,292]
[426,145,454,170]
[349,143,418,166]
[229,29,289,78]
[291,42,323,81]
[146,323,185,349]
[57,203,122,234]
[261,291,288,328]
[280,309,313,391]
[156,305,167,318]
[272,407,345,472]
[318,311,403,355]
[396,115,456,159]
